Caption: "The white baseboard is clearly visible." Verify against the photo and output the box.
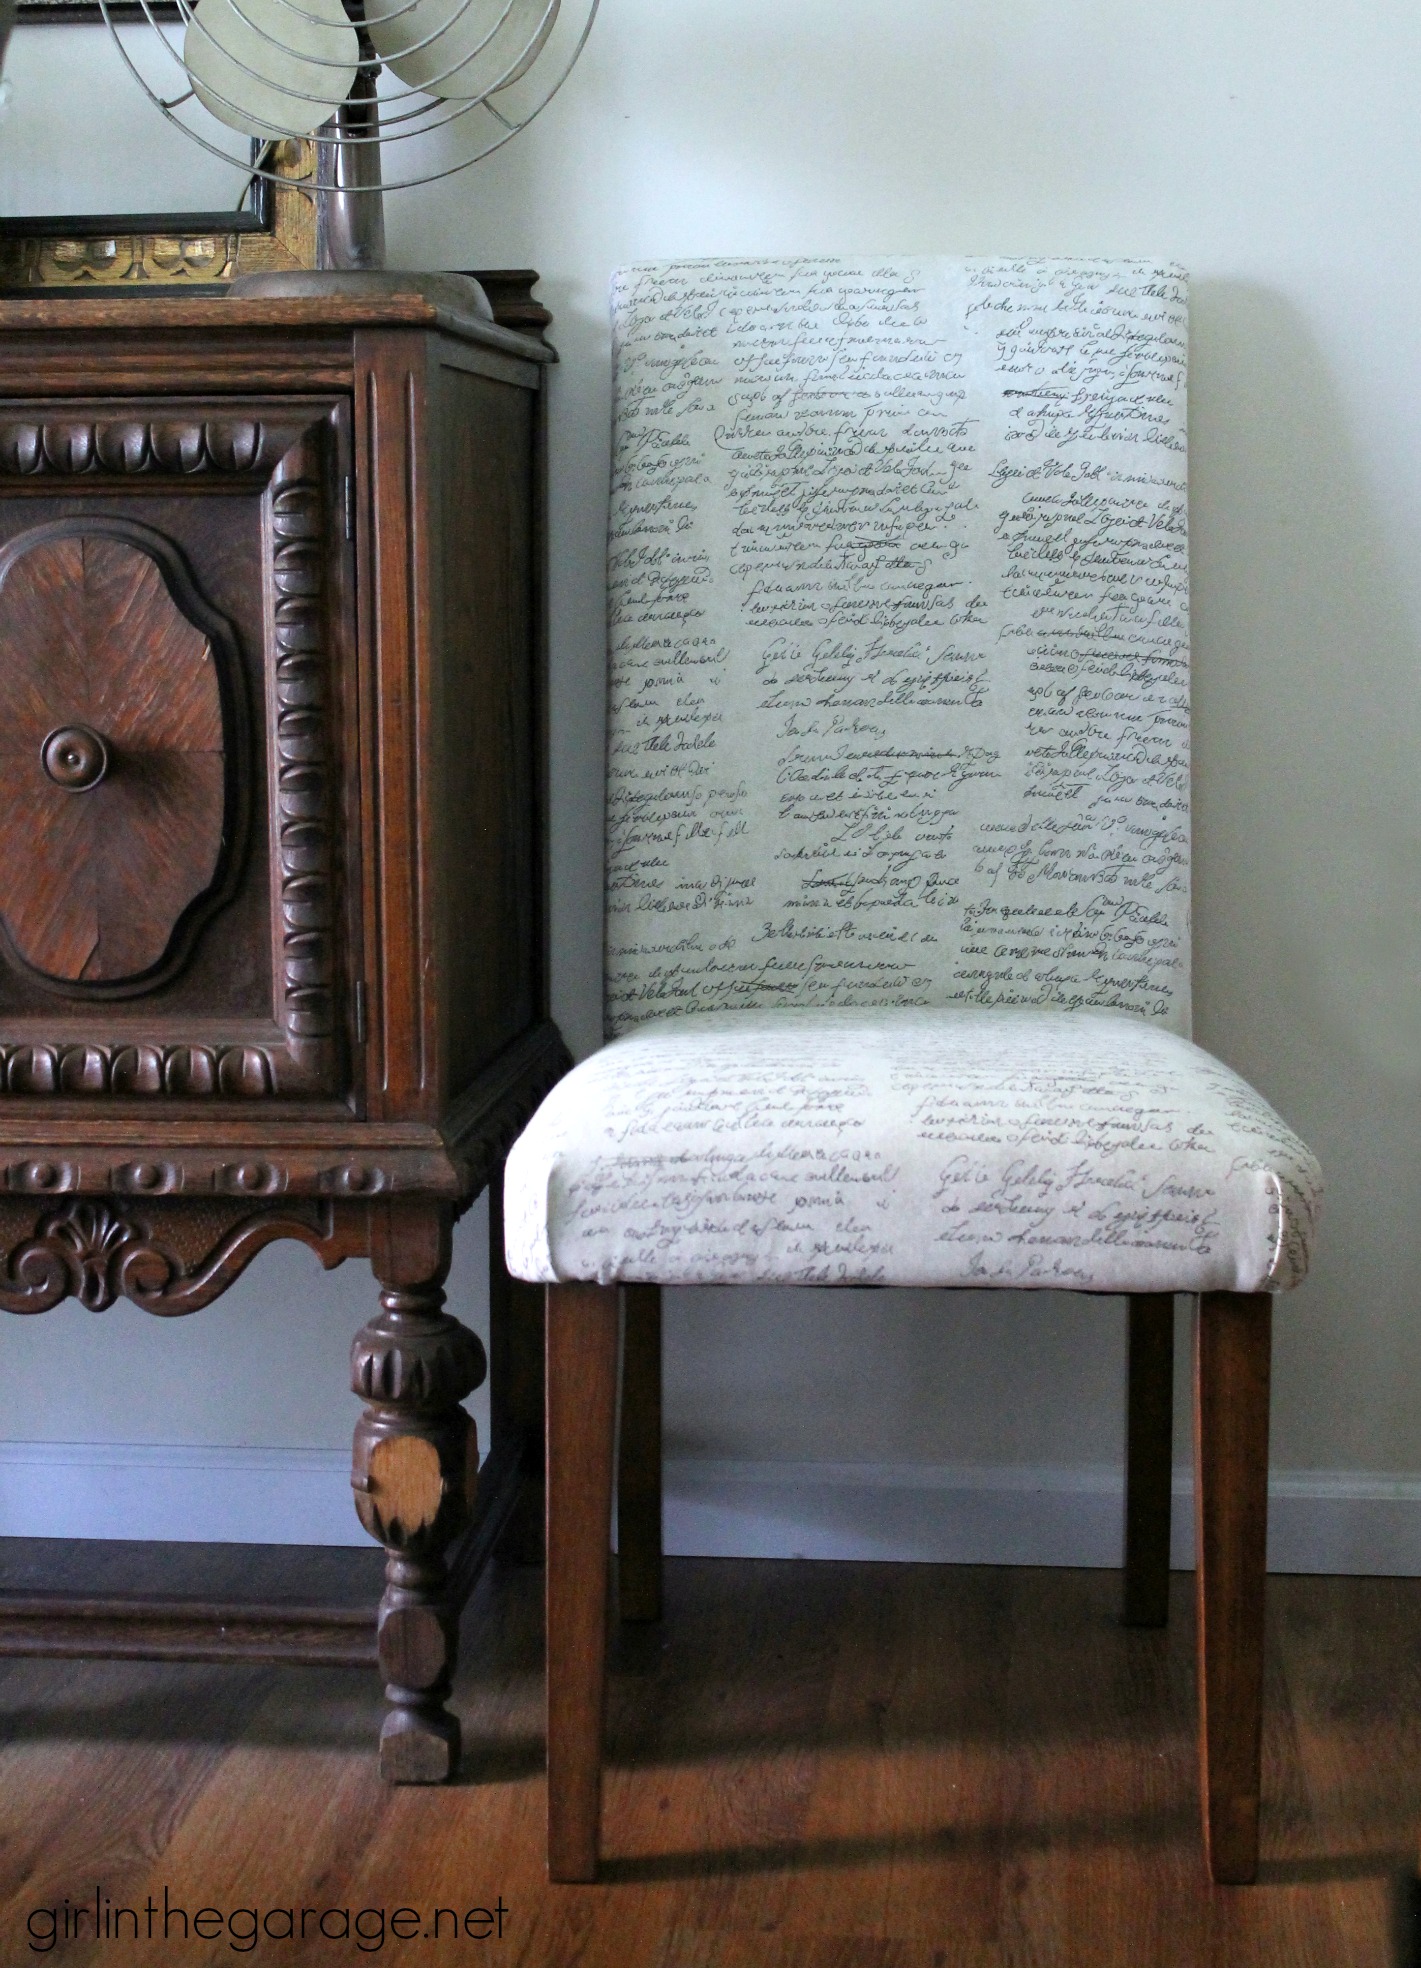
[662,1459,1421,1576]
[5,1443,1421,1574]
[0,1442,367,1546]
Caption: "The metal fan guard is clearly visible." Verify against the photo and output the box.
[98,0,599,194]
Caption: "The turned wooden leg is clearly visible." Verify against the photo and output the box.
[546,1281,619,1883]
[1123,1292,1175,1627]
[487,1162,548,1564]
[618,1283,663,1622]
[351,1200,485,1784]
[1195,1289,1272,1883]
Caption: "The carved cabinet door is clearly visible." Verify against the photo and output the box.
[0,399,356,1106]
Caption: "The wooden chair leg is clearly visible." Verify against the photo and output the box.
[618,1283,663,1622]
[1194,1289,1272,1884]
[546,1281,619,1883]
[1123,1292,1175,1626]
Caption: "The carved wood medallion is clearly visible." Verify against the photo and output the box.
[0,521,241,994]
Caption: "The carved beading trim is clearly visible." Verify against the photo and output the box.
[0,416,293,478]
[0,1148,454,1200]
[0,1042,275,1099]
[0,1195,359,1316]
[268,435,339,1096]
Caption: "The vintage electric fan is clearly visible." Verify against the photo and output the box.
[99,0,597,283]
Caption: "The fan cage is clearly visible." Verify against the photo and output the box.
[98,0,599,193]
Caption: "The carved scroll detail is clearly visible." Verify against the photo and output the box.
[0,1196,357,1315]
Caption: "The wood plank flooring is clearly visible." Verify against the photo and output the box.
[1,1557,1419,1965]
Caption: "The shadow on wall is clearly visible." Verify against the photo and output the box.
[1190,278,1421,1472]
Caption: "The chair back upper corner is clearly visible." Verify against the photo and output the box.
[605,256,1191,1039]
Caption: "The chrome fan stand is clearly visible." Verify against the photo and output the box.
[317,54,387,272]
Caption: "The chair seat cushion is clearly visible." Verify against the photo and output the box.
[504,1008,1321,1294]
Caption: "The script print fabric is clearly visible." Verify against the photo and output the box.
[606,257,1192,1038]
[503,1008,1322,1294]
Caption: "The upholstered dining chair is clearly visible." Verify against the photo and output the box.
[504,256,1322,1886]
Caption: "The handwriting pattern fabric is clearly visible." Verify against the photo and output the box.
[606,257,1191,1037]
[504,1008,1321,1293]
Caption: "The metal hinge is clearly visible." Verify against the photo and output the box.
[343,474,355,542]
[353,979,368,1045]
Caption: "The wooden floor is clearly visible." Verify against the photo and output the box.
[2,1556,1420,1965]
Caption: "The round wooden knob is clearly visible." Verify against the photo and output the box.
[42,724,110,793]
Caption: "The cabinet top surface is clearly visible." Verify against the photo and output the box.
[0,291,554,364]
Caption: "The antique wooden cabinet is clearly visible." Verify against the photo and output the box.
[0,280,566,1779]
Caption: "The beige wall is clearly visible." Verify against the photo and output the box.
[1,3,1418,1547]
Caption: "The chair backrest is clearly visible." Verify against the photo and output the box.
[605,257,1190,1037]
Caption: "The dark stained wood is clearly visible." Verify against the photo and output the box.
[353,1200,482,1782]
[546,1280,620,1883]
[0,530,226,986]
[352,327,437,1125]
[618,1282,664,1623]
[0,287,567,1775]
[0,289,558,359]
[548,1282,1283,1886]
[0,310,547,409]
[263,421,345,1098]
[1,336,365,397]
[1124,1292,1175,1628]
[0,402,342,1096]
[0,1039,566,1205]
[0,298,442,334]
[431,356,540,1095]
[0,1605,377,1666]
[1195,1289,1273,1884]
[0,1194,367,1316]
[467,269,556,345]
